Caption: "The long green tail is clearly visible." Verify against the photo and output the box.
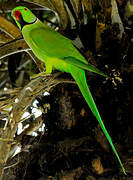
[71,70,126,175]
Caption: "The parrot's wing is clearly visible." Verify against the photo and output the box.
[63,57,108,77]
[30,27,107,77]
[30,27,88,63]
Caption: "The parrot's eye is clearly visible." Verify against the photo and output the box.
[24,8,28,12]
[14,10,21,20]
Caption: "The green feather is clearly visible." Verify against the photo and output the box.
[11,6,126,174]
[63,57,108,77]
[71,69,126,175]
[29,27,88,63]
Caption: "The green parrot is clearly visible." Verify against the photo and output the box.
[11,6,126,174]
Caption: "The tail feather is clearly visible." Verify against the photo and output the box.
[71,70,126,175]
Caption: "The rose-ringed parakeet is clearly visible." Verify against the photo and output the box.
[11,6,126,174]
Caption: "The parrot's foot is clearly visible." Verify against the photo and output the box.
[30,72,51,80]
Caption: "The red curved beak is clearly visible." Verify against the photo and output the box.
[14,10,21,20]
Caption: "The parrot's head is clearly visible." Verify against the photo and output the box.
[11,6,37,30]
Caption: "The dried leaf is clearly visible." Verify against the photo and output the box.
[23,0,55,11]
[96,22,106,51]
[51,0,68,29]
[0,30,12,43]
[125,0,133,19]
[111,0,124,38]
[94,125,110,152]
[92,157,104,174]
[82,0,93,12]
[80,108,85,117]
[0,39,29,60]
[0,73,61,179]
[70,0,82,16]
[0,16,21,39]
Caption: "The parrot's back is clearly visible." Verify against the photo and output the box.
[22,20,88,66]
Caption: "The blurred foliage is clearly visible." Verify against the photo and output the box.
[0,0,8,2]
